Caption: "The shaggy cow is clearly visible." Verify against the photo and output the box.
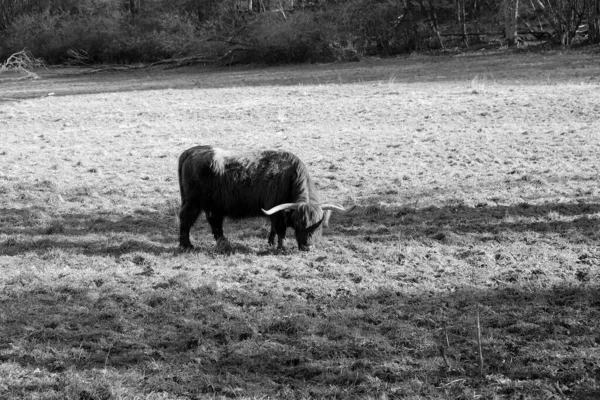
[178,145,353,251]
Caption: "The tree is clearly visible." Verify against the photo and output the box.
[586,0,600,43]
[504,0,519,46]
[419,0,444,48]
[542,0,586,47]
[455,0,468,46]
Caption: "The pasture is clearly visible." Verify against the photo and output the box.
[1,51,600,399]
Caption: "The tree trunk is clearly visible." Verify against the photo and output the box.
[587,0,600,43]
[455,0,468,46]
[460,0,468,46]
[504,0,519,46]
[430,2,444,48]
[455,0,461,24]
[561,0,586,47]
[419,0,445,49]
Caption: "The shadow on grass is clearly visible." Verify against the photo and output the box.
[2,200,599,256]
[0,207,173,236]
[0,207,177,256]
[1,280,599,398]
[0,206,279,256]
[332,200,600,245]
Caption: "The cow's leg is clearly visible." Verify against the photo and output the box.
[268,229,276,246]
[277,234,286,249]
[179,200,201,249]
[268,216,280,246]
[271,215,287,249]
[206,212,226,243]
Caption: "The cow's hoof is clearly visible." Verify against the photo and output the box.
[179,243,194,251]
[215,238,233,254]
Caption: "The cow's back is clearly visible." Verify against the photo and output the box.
[178,146,307,218]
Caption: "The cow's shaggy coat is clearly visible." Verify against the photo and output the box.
[178,145,337,251]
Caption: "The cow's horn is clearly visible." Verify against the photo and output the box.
[262,203,299,215]
[321,204,356,213]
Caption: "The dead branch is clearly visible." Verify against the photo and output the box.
[0,49,45,80]
[217,45,255,66]
[66,55,218,75]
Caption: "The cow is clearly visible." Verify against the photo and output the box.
[177,145,353,251]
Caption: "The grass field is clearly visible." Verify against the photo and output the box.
[1,50,600,399]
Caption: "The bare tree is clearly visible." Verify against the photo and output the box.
[587,0,600,43]
[419,0,444,48]
[504,0,520,46]
[542,0,586,46]
[456,0,468,45]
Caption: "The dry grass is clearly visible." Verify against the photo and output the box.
[1,50,600,399]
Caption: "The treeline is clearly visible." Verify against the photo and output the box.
[0,0,599,65]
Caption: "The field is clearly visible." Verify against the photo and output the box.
[1,50,600,399]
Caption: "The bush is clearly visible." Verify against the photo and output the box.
[0,7,199,64]
[241,11,345,64]
[0,0,446,65]
[113,13,199,63]
[1,9,122,64]
[337,0,430,55]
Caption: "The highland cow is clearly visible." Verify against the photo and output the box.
[178,145,353,251]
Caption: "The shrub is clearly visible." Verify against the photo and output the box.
[241,11,341,64]
[0,11,63,62]
[0,7,199,64]
[0,9,124,64]
[114,13,199,63]
[338,0,430,55]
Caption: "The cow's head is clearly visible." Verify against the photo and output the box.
[263,203,354,251]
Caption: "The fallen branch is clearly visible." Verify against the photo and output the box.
[151,56,217,69]
[67,55,218,75]
[0,49,45,80]
[217,45,255,66]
